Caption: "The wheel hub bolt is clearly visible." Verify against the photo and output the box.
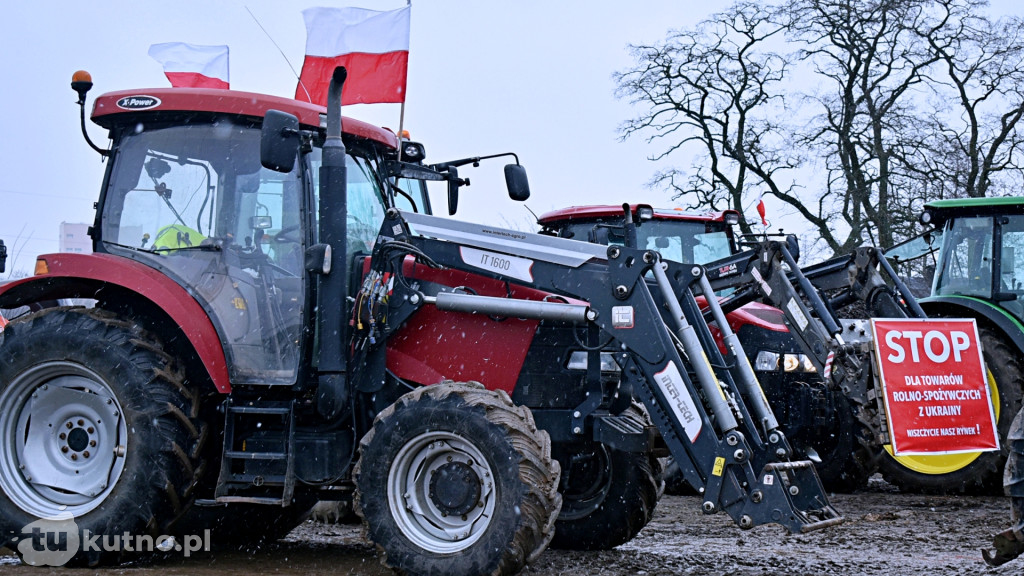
[61,446,69,453]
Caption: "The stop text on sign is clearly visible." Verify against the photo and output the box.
[871,318,998,456]
[884,329,970,363]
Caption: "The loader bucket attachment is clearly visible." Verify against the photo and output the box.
[751,461,843,533]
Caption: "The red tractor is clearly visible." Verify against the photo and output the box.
[0,70,838,574]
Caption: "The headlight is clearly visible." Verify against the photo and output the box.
[783,354,817,372]
[566,351,620,372]
[754,350,780,372]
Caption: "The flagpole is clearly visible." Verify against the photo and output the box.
[396,0,411,163]
[397,102,406,163]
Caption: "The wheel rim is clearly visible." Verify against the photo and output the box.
[557,446,611,521]
[387,431,496,553]
[884,368,997,475]
[0,361,127,517]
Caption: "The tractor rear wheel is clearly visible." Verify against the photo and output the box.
[0,308,205,566]
[550,403,661,550]
[354,381,561,576]
[878,327,1023,493]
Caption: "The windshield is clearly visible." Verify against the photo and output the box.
[934,216,994,298]
[102,122,304,267]
[558,218,734,264]
[933,215,1024,320]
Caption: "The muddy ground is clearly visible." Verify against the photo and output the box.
[1,477,1019,576]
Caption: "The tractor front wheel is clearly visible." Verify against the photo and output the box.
[355,381,561,576]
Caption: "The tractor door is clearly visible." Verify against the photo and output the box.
[98,120,306,385]
[996,215,1024,321]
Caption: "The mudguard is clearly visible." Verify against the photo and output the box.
[920,296,1024,355]
[0,252,230,393]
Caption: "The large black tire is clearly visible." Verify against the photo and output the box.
[550,404,661,550]
[878,327,1024,494]
[354,381,561,576]
[0,308,205,566]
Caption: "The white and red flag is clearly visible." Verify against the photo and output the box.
[756,193,768,226]
[148,43,230,89]
[295,6,411,106]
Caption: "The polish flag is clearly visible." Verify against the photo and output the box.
[148,43,230,89]
[295,6,411,106]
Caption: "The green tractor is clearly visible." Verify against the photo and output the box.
[885,197,1024,493]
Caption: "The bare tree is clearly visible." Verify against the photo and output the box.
[615,2,798,238]
[619,0,1024,255]
[781,0,947,251]
[916,0,1024,198]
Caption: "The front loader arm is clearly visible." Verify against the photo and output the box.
[359,209,841,534]
[701,238,929,447]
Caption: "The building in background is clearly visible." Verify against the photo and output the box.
[59,222,91,254]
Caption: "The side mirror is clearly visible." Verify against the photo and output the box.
[0,239,7,274]
[262,110,301,173]
[250,216,273,230]
[505,164,530,201]
[305,243,333,275]
[447,166,461,215]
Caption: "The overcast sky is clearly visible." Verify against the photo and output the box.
[1,1,1020,277]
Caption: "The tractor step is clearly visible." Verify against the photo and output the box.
[214,399,296,506]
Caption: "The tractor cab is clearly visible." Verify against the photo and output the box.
[912,198,1024,322]
[88,87,427,387]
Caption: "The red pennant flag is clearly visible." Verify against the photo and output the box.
[757,194,768,226]
[296,6,411,106]
[148,43,229,89]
